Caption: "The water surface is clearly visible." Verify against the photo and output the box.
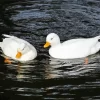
[1,0,100,100]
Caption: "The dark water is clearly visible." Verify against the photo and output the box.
[1,0,100,100]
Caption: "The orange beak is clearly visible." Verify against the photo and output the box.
[44,42,50,48]
[16,51,22,59]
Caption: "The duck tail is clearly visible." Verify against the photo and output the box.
[0,42,2,47]
[2,34,14,38]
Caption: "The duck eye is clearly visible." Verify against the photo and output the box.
[51,37,53,40]
[22,47,24,50]
[22,46,25,50]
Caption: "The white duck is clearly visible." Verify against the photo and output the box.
[0,34,37,63]
[44,33,100,59]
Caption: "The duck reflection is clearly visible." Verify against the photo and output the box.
[45,54,100,79]
[5,59,38,82]
[16,63,35,81]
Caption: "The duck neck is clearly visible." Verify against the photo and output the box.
[51,41,61,47]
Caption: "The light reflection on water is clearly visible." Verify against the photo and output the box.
[1,0,100,99]
[3,52,99,81]
[0,53,100,99]
[44,53,100,79]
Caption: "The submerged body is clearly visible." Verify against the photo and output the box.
[44,33,100,59]
[0,34,37,62]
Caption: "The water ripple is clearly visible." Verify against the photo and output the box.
[1,0,100,100]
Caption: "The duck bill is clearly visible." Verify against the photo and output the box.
[16,51,22,59]
[44,42,50,48]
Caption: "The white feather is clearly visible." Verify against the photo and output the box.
[0,34,37,62]
[44,33,100,59]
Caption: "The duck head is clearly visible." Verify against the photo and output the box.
[16,43,25,59]
[44,33,60,48]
